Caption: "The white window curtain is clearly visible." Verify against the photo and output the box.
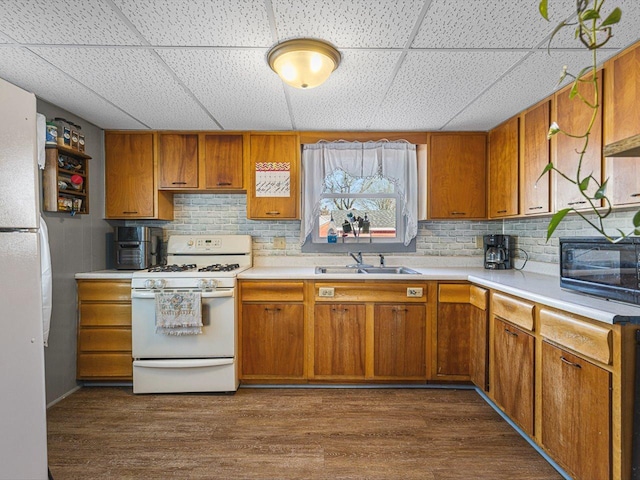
[301,140,418,246]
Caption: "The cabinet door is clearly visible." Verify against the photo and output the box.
[105,132,155,218]
[203,134,244,190]
[604,44,640,146]
[469,303,489,391]
[607,157,640,206]
[554,73,603,211]
[241,303,304,378]
[493,318,534,435]
[314,304,365,378]
[436,303,471,378]
[541,341,611,480]
[158,133,199,189]
[248,133,300,219]
[521,100,551,215]
[374,304,426,378]
[488,117,519,218]
[428,133,487,219]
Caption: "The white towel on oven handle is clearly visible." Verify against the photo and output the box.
[155,291,203,336]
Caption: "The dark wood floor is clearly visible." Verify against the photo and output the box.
[47,387,562,479]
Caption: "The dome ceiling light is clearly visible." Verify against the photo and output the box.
[267,38,341,89]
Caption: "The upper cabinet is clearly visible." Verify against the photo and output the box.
[488,117,519,218]
[428,133,487,219]
[157,132,246,192]
[105,132,173,220]
[247,133,300,220]
[158,133,199,189]
[603,43,640,157]
[520,99,551,216]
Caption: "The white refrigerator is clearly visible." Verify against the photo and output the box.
[0,77,49,479]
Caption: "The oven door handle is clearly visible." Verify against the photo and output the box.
[133,358,234,369]
[131,289,234,299]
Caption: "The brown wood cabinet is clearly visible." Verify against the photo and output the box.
[158,133,199,189]
[248,133,300,219]
[521,100,551,215]
[202,133,245,190]
[541,341,611,480]
[468,286,489,391]
[374,304,426,378]
[427,133,487,219]
[239,281,305,381]
[104,131,173,220]
[488,117,519,218]
[492,318,535,436]
[43,145,90,214]
[553,72,603,211]
[314,303,366,379]
[76,279,132,381]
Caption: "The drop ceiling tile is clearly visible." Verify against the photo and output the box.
[157,48,292,130]
[0,0,142,45]
[546,0,640,49]
[369,50,527,131]
[413,0,575,49]
[272,0,425,48]
[445,49,597,131]
[112,0,273,47]
[0,47,145,129]
[286,50,401,130]
[30,46,220,130]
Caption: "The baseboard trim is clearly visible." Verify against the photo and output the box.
[46,385,82,409]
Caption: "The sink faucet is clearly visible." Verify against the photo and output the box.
[349,251,363,265]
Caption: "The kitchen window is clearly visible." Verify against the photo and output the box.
[301,141,418,252]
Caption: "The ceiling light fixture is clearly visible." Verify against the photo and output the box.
[267,38,341,89]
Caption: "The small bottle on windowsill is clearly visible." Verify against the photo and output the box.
[327,214,338,243]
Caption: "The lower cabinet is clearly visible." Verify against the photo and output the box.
[541,341,611,480]
[468,286,489,391]
[239,281,305,382]
[492,318,535,436]
[76,279,133,381]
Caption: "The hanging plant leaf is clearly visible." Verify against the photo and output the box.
[569,80,580,99]
[633,210,640,228]
[601,7,622,27]
[580,9,600,21]
[547,209,572,240]
[579,176,591,191]
[537,162,554,184]
[594,178,609,199]
[539,0,549,20]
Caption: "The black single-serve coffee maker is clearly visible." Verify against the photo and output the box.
[483,234,514,269]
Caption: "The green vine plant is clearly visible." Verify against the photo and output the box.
[538,0,640,242]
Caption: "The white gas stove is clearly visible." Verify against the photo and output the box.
[131,235,252,394]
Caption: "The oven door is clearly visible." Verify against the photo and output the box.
[131,288,236,359]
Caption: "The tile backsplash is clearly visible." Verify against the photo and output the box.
[134,194,639,265]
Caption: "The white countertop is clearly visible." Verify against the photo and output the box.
[239,266,640,325]
[75,269,134,280]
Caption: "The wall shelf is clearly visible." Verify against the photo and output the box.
[43,145,91,214]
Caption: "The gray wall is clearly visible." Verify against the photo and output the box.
[37,100,111,404]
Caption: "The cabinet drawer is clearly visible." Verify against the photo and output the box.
[314,282,427,303]
[539,308,612,365]
[80,303,131,326]
[240,281,304,302]
[492,292,534,331]
[77,353,133,379]
[470,285,488,310]
[78,280,132,301]
[438,284,470,303]
[79,328,132,352]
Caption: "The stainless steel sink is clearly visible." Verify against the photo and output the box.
[314,266,421,275]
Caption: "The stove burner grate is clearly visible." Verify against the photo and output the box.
[147,264,196,273]
[198,263,241,272]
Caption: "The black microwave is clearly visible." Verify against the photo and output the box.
[559,237,640,305]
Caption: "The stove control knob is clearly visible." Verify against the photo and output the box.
[197,279,211,290]
[144,279,155,289]
[155,279,166,289]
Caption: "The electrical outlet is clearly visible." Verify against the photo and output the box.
[318,287,335,297]
[476,235,484,248]
[273,237,286,249]
[406,287,423,298]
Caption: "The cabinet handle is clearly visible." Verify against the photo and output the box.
[450,212,466,216]
[123,211,138,214]
[497,210,507,214]
[528,206,544,210]
[567,201,586,206]
[266,211,280,216]
[217,182,232,186]
[560,356,582,369]
[631,193,640,198]
[504,327,518,337]
[392,307,409,312]
[264,307,282,312]
[332,308,349,312]
[172,182,187,185]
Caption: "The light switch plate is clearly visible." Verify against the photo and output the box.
[406,287,423,298]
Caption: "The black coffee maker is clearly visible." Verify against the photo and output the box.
[483,234,514,270]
